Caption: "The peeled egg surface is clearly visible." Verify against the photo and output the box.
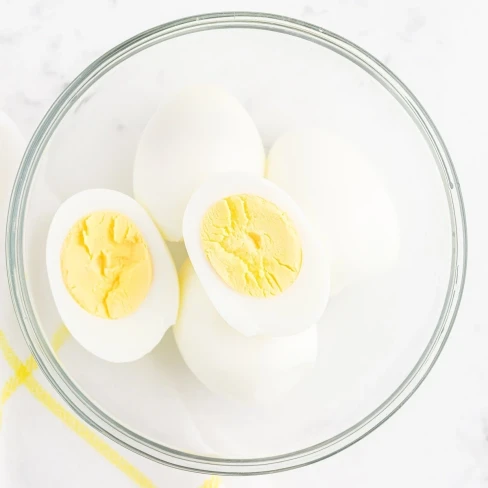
[267,129,400,294]
[46,189,179,363]
[133,85,265,242]
[183,172,330,337]
[174,260,318,403]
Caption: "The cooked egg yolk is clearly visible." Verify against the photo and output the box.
[201,194,302,297]
[60,211,152,319]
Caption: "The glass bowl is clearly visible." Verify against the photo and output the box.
[6,12,466,475]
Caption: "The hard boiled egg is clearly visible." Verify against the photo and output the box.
[267,129,400,294]
[183,172,330,337]
[174,260,318,403]
[46,189,179,362]
[133,85,265,242]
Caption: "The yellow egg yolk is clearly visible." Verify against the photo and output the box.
[60,211,152,319]
[201,194,302,297]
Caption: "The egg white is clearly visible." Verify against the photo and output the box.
[174,260,318,403]
[183,172,330,337]
[267,129,400,295]
[46,189,179,363]
[133,85,265,242]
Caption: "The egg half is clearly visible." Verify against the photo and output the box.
[46,189,179,362]
[183,172,330,337]
[267,129,400,294]
[133,85,265,242]
[174,260,318,403]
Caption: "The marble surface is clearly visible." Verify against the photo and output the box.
[1,0,487,486]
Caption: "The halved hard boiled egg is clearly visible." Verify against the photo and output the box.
[183,173,330,337]
[46,189,179,362]
[267,129,400,294]
[133,85,265,242]
[174,260,318,402]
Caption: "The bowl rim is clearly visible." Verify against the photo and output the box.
[6,11,467,475]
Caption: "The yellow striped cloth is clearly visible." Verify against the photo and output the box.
[0,112,221,488]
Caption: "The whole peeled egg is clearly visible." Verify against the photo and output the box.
[267,129,400,294]
[174,260,318,403]
[183,172,330,337]
[46,189,179,362]
[133,85,266,242]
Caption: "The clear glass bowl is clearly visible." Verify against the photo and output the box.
[6,12,466,475]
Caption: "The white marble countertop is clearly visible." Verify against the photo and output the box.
[1,0,487,486]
